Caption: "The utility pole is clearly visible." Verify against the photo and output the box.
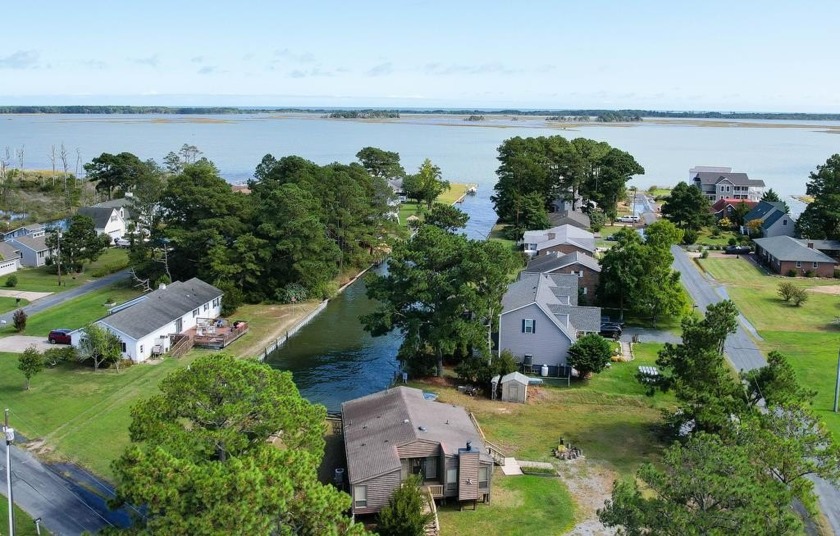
[834,349,840,413]
[56,231,62,287]
[5,408,15,536]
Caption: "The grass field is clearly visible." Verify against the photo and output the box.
[0,296,29,313]
[0,503,46,536]
[2,283,143,336]
[437,474,575,536]
[695,229,742,247]
[697,255,840,439]
[9,249,129,293]
[0,351,197,479]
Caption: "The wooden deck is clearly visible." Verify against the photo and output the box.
[191,322,249,349]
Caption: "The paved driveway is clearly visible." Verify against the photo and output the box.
[0,335,57,352]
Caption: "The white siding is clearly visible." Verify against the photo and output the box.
[0,259,17,276]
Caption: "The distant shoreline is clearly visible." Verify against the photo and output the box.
[3,106,840,122]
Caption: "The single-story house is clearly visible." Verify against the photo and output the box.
[801,239,840,261]
[499,272,601,377]
[741,201,794,238]
[548,209,590,231]
[753,236,837,277]
[499,372,529,403]
[2,223,46,241]
[521,225,596,257]
[72,278,223,363]
[0,242,21,276]
[690,166,766,202]
[6,235,52,267]
[77,206,127,241]
[524,250,601,302]
[342,386,492,515]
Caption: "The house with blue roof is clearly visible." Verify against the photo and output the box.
[741,201,794,238]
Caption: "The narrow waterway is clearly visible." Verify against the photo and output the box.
[267,194,495,410]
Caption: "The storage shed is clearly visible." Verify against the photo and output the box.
[500,372,530,403]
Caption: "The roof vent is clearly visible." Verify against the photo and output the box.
[418,426,427,432]
[403,419,409,424]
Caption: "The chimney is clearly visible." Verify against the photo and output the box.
[807,242,814,249]
[466,441,472,451]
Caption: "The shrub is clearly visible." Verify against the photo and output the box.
[568,333,613,377]
[700,250,709,259]
[275,283,308,304]
[43,346,77,367]
[377,475,433,536]
[834,268,840,279]
[682,229,699,245]
[777,281,796,302]
[791,287,808,306]
[787,269,798,278]
[728,238,738,246]
[13,309,26,332]
[4,274,17,288]
[805,270,816,278]
[710,228,721,238]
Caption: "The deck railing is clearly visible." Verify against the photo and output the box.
[424,488,440,536]
[469,411,506,466]
[168,334,193,358]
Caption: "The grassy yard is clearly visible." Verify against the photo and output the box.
[0,352,197,480]
[437,474,575,536]
[0,503,46,536]
[696,255,840,439]
[9,248,129,293]
[695,229,741,247]
[487,223,516,251]
[0,296,29,313]
[4,283,143,336]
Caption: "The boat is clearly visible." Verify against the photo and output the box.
[466,185,477,195]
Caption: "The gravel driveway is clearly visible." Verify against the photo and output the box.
[0,335,57,352]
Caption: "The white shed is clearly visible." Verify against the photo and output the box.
[500,372,530,403]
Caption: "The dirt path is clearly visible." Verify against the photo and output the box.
[0,289,52,300]
[557,459,617,536]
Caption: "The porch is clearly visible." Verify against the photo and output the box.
[189,318,249,349]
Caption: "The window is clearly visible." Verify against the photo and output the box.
[192,308,199,318]
[213,297,221,308]
[110,213,118,222]
[783,219,787,226]
[522,319,535,334]
[121,342,127,352]
[425,457,438,480]
[582,287,587,295]
[446,468,458,491]
[354,486,367,508]
[204,303,209,311]
[140,345,144,354]
[795,261,802,268]
[478,467,489,489]
[813,262,819,268]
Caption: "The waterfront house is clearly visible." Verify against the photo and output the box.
[77,206,127,241]
[7,235,52,267]
[498,273,601,376]
[753,236,837,277]
[690,166,765,202]
[710,198,757,221]
[524,250,601,302]
[72,278,223,363]
[0,242,21,276]
[2,223,46,242]
[548,209,591,231]
[342,386,493,515]
[521,224,596,257]
[741,201,794,238]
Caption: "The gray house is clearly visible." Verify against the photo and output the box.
[690,167,765,202]
[7,235,52,267]
[498,273,601,376]
[548,209,590,231]
[521,225,596,257]
[342,386,492,515]
[741,201,794,238]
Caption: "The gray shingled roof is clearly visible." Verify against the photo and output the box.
[534,225,596,253]
[805,239,840,251]
[77,207,118,230]
[342,387,486,484]
[97,278,222,339]
[0,242,20,262]
[754,236,837,263]
[694,172,765,187]
[550,304,602,333]
[10,234,49,252]
[525,251,601,274]
[548,210,590,230]
[93,198,133,220]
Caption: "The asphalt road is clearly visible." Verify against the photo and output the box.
[672,246,840,535]
[1,439,111,535]
[0,269,130,327]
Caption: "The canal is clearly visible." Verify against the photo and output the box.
[266,194,495,410]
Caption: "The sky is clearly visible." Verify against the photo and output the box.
[2,1,839,112]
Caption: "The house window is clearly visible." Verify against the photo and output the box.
[213,297,220,308]
[522,319,535,334]
[813,262,819,268]
[192,308,199,318]
[121,342,127,352]
[140,345,144,354]
[783,219,787,226]
[425,457,438,480]
[446,468,458,491]
[478,467,489,489]
[795,261,802,268]
[204,303,209,311]
[582,287,588,295]
[354,486,367,508]
[110,213,118,222]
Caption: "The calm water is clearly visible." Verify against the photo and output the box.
[2,113,838,406]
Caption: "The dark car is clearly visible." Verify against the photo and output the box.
[599,323,623,340]
[48,329,72,344]
[724,245,751,255]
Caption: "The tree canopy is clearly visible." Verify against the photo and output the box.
[567,333,613,377]
[46,214,111,274]
[660,181,713,231]
[84,152,156,200]
[110,354,364,535]
[796,154,840,239]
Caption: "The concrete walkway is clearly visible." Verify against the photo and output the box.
[500,457,522,475]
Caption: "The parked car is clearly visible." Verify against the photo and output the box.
[114,237,131,248]
[599,323,623,340]
[617,215,640,223]
[724,245,751,255]
[48,329,72,345]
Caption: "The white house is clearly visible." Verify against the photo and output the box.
[72,278,223,363]
[77,206,127,241]
[0,242,21,276]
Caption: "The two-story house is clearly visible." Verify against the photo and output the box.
[690,166,765,202]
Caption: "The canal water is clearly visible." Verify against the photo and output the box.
[267,195,493,410]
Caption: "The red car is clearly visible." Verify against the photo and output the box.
[48,329,72,345]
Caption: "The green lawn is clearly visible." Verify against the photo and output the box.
[437,474,574,536]
[0,352,197,479]
[695,229,741,247]
[5,283,143,336]
[0,296,29,313]
[0,503,46,536]
[9,249,129,293]
[487,224,516,251]
[696,255,840,440]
